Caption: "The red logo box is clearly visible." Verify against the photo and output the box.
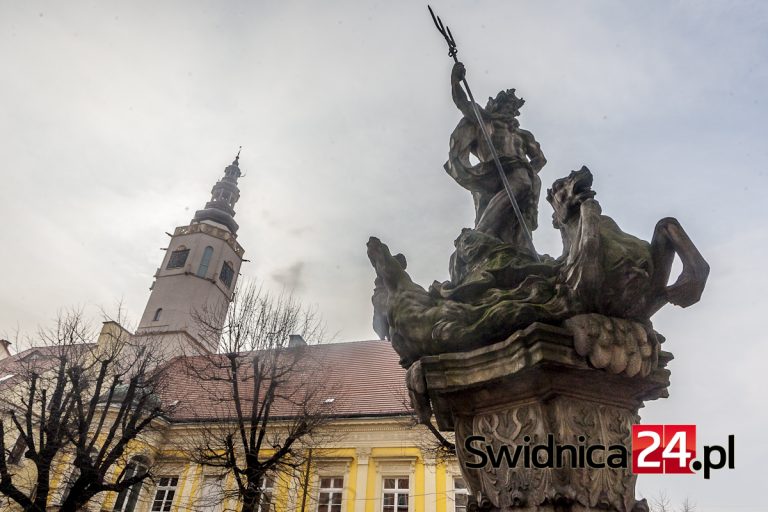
[632,424,696,474]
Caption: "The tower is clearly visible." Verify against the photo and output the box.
[136,154,246,354]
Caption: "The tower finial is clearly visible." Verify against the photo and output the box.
[191,153,244,234]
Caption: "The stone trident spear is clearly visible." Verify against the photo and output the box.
[428,6,539,261]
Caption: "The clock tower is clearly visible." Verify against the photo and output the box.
[136,154,246,354]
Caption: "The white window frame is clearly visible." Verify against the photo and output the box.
[381,476,409,512]
[256,474,275,512]
[372,457,415,512]
[316,476,344,512]
[151,476,179,512]
[451,477,468,512]
[112,458,149,512]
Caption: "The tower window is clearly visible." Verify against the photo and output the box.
[197,246,214,278]
[153,308,163,322]
[167,248,190,269]
[219,262,234,288]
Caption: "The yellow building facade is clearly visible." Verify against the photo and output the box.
[89,415,466,512]
[0,340,466,512]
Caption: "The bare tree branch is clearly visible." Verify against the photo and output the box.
[0,308,174,512]
[175,281,341,512]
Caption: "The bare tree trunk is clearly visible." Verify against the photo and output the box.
[177,282,340,512]
[0,309,171,511]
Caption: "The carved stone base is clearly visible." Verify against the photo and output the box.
[418,323,671,512]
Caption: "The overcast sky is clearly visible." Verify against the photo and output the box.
[1,1,766,509]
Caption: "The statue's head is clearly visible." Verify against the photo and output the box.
[367,237,411,291]
[547,166,597,228]
[393,253,407,270]
[485,89,525,117]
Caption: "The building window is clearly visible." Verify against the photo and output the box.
[453,478,468,512]
[113,458,149,512]
[382,477,409,512]
[151,476,178,512]
[167,248,190,269]
[255,475,275,512]
[198,475,224,512]
[59,467,80,505]
[8,436,25,465]
[317,477,343,512]
[219,262,234,288]
[197,246,214,277]
[58,448,97,505]
[153,308,163,322]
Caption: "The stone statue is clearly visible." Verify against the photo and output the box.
[367,17,711,508]
[548,166,709,319]
[367,166,709,366]
[447,62,546,255]
[372,253,406,340]
[367,164,709,511]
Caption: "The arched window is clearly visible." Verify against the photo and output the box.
[153,308,163,322]
[113,456,150,512]
[197,246,214,278]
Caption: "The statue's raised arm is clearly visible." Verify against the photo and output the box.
[451,62,483,120]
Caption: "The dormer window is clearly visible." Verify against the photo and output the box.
[153,308,163,322]
[219,262,234,288]
[167,247,190,269]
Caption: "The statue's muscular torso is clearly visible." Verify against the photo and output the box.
[475,118,529,164]
[450,62,545,173]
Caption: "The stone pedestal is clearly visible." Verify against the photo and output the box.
[417,323,671,512]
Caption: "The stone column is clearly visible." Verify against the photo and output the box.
[355,448,372,512]
[416,322,671,512]
[423,455,438,512]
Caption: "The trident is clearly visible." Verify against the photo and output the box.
[428,6,539,261]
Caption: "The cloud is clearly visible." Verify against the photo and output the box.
[269,261,306,292]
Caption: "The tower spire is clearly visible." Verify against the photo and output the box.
[192,150,243,234]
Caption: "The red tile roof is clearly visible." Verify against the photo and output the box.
[160,339,409,422]
[0,344,97,389]
[0,339,410,422]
